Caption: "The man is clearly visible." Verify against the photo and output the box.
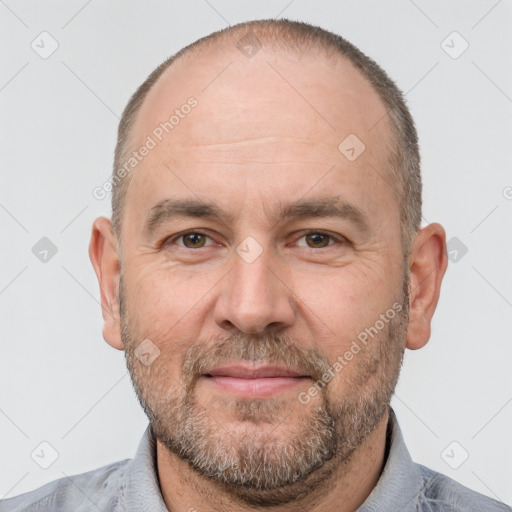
[1,18,509,512]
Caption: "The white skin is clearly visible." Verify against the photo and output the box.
[90,42,447,512]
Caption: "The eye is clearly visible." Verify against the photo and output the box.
[167,231,215,249]
[296,231,343,249]
[163,230,346,251]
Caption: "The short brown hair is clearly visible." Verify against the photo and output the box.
[111,19,421,255]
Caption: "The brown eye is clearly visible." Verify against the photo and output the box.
[305,232,332,248]
[182,233,207,248]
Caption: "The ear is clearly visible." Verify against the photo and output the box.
[406,223,448,350]
[89,217,123,350]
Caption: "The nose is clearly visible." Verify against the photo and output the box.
[213,247,296,335]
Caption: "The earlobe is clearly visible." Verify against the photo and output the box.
[89,217,124,350]
[406,223,448,350]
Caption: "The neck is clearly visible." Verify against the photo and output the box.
[156,410,389,512]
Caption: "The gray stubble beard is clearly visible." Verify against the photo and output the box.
[120,269,409,507]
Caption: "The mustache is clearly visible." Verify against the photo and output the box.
[182,332,332,386]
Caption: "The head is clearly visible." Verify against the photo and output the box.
[90,19,447,507]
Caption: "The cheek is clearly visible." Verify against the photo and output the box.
[123,263,217,359]
[293,264,403,402]
[299,265,397,349]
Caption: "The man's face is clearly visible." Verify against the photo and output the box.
[118,46,408,503]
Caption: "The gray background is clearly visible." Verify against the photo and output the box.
[1,0,511,504]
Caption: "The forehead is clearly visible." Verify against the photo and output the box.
[135,44,390,146]
[122,43,398,234]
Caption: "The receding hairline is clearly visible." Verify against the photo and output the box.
[122,23,390,157]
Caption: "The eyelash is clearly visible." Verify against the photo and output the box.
[163,230,347,250]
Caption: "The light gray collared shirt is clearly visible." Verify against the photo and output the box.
[1,409,510,511]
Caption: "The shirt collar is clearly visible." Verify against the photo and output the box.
[122,408,422,511]
[357,407,424,511]
[122,423,169,511]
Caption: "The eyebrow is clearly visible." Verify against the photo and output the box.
[143,196,371,236]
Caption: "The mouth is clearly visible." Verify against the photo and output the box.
[203,363,310,398]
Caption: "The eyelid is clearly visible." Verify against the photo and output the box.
[293,229,347,248]
[164,230,216,248]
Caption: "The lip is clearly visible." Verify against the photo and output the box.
[203,364,309,398]
[206,364,306,379]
